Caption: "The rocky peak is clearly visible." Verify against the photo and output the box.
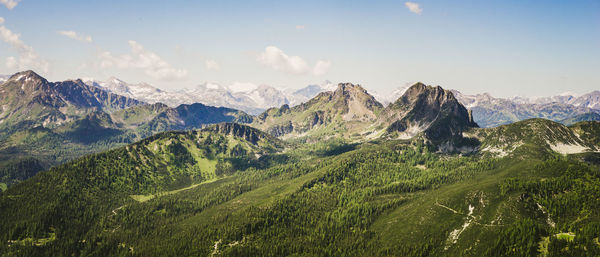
[384,82,478,144]
[107,77,125,85]
[6,70,48,85]
[398,82,457,106]
[333,83,369,96]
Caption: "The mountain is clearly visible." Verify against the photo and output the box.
[253,82,479,150]
[114,102,253,137]
[285,80,338,105]
[451,90,600,127]
[180,82,285,115]
[290,84,322,99]
[0,100,251,188]
[85,77,193,108]
[569,121,600,147]
[570,91,600,109]
[84,76,600,125]
[0,71,253,189]
[559,112,600,126]
[0,71,143,134]
[510,91,600,110]
[85,78,336,115]
[372,83,412,106]
[252,82,384,140]
[381,83,478,145]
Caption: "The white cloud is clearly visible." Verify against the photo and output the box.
[405,2,422,15]
[256,46,331,76]
[99,40,188,80]
[205,59,220,71]
[0,18,49,72]
[295,25,305,30]
[0,0,20,10]
[58,30,92,43]
[313,60,331,76]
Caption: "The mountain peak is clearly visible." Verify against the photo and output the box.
[7,70,47,84]
[107,76,125,84]
[393,83,460,109]
[334,82,367,94]
[383,82,478,144]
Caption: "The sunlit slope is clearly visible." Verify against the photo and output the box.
[469,119,600,157]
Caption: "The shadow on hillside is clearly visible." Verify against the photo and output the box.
[315,143,358,157]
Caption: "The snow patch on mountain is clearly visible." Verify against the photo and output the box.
[0,75,10,83]
[84,78,338,115]
[373,82,416,106]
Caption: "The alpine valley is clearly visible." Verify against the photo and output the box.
[1,70,600,257]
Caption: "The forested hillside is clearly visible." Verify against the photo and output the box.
[1,121,599,256]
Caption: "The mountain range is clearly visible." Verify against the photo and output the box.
[450,90,600,127]
[81,75,600,128]
[83,77,338,115]
[1,70,600,256]
[2,70,599,187]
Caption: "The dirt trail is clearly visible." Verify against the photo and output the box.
[109,205,125,217]
[435,201,461,214]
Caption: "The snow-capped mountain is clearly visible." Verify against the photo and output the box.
[372,83,413,106]
[84,78,336,115]
[285,80,337,106]
[84,77,196,108]
[450,90,600,127]
[509,91,600,110]
[566,91,600,109]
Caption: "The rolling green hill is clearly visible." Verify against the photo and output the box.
[0,123,286,254]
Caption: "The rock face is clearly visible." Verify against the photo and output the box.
[382,83,478,142]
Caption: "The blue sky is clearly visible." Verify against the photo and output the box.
[0,0,598,97]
